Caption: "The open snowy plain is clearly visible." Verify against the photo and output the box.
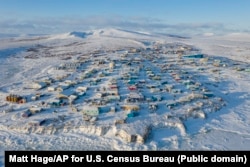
[0,28,249,165]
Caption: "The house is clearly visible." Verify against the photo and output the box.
[183,80,195,86]
[127,80,136,85]
[90,99,107,106]
[105,95,120,101]
[121,105,139,111]
[55,74,70,81]
[129,75,138,80]
[165,84,174,92]
[126,92,144,102]
[95,92,105,99]
[47,85,57,92]
[76,86,88,92]
[146,84,159,89]
[107,89,119,96]
[109,84,118,89]
[161,80,168,85]
[49,99,64,107]
[151,95,162,101]
[109,78,117,84]
[187,85,199,91]
[6,94,24,103]
[174,77,181,82]
[64,80,76,86]
[116,125,150,143]
[56,85,70,92]
[128,85,137,91]
[183,54,204,59]
[148,73,155,78]
[90,79,99,85]
[31,96,38,101]
[114,119,126,125]
[152,76,161,80]
[150,88,161,93]
[43,77,54,84]
[127,111,139,118]
[138,80,146,84]
[203,92,214,98]
[57,89,75,99]
[82,106,100,116]
[31,82,47,90]
[130,48,140,53]
[29,106,42,114]
[68,95,78,102]
[60,62,81,70]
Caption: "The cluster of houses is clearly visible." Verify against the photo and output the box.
[2,42,239,143]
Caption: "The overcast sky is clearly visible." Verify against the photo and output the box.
[0,0,249,35]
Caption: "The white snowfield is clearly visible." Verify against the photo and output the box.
[0,28,249,164]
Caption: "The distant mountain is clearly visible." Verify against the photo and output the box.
[0,28,190,41]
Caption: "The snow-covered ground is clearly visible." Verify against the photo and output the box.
[0,28,249,165]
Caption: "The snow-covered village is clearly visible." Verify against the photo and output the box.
[1,0,250,166]
[0,29,250,154]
